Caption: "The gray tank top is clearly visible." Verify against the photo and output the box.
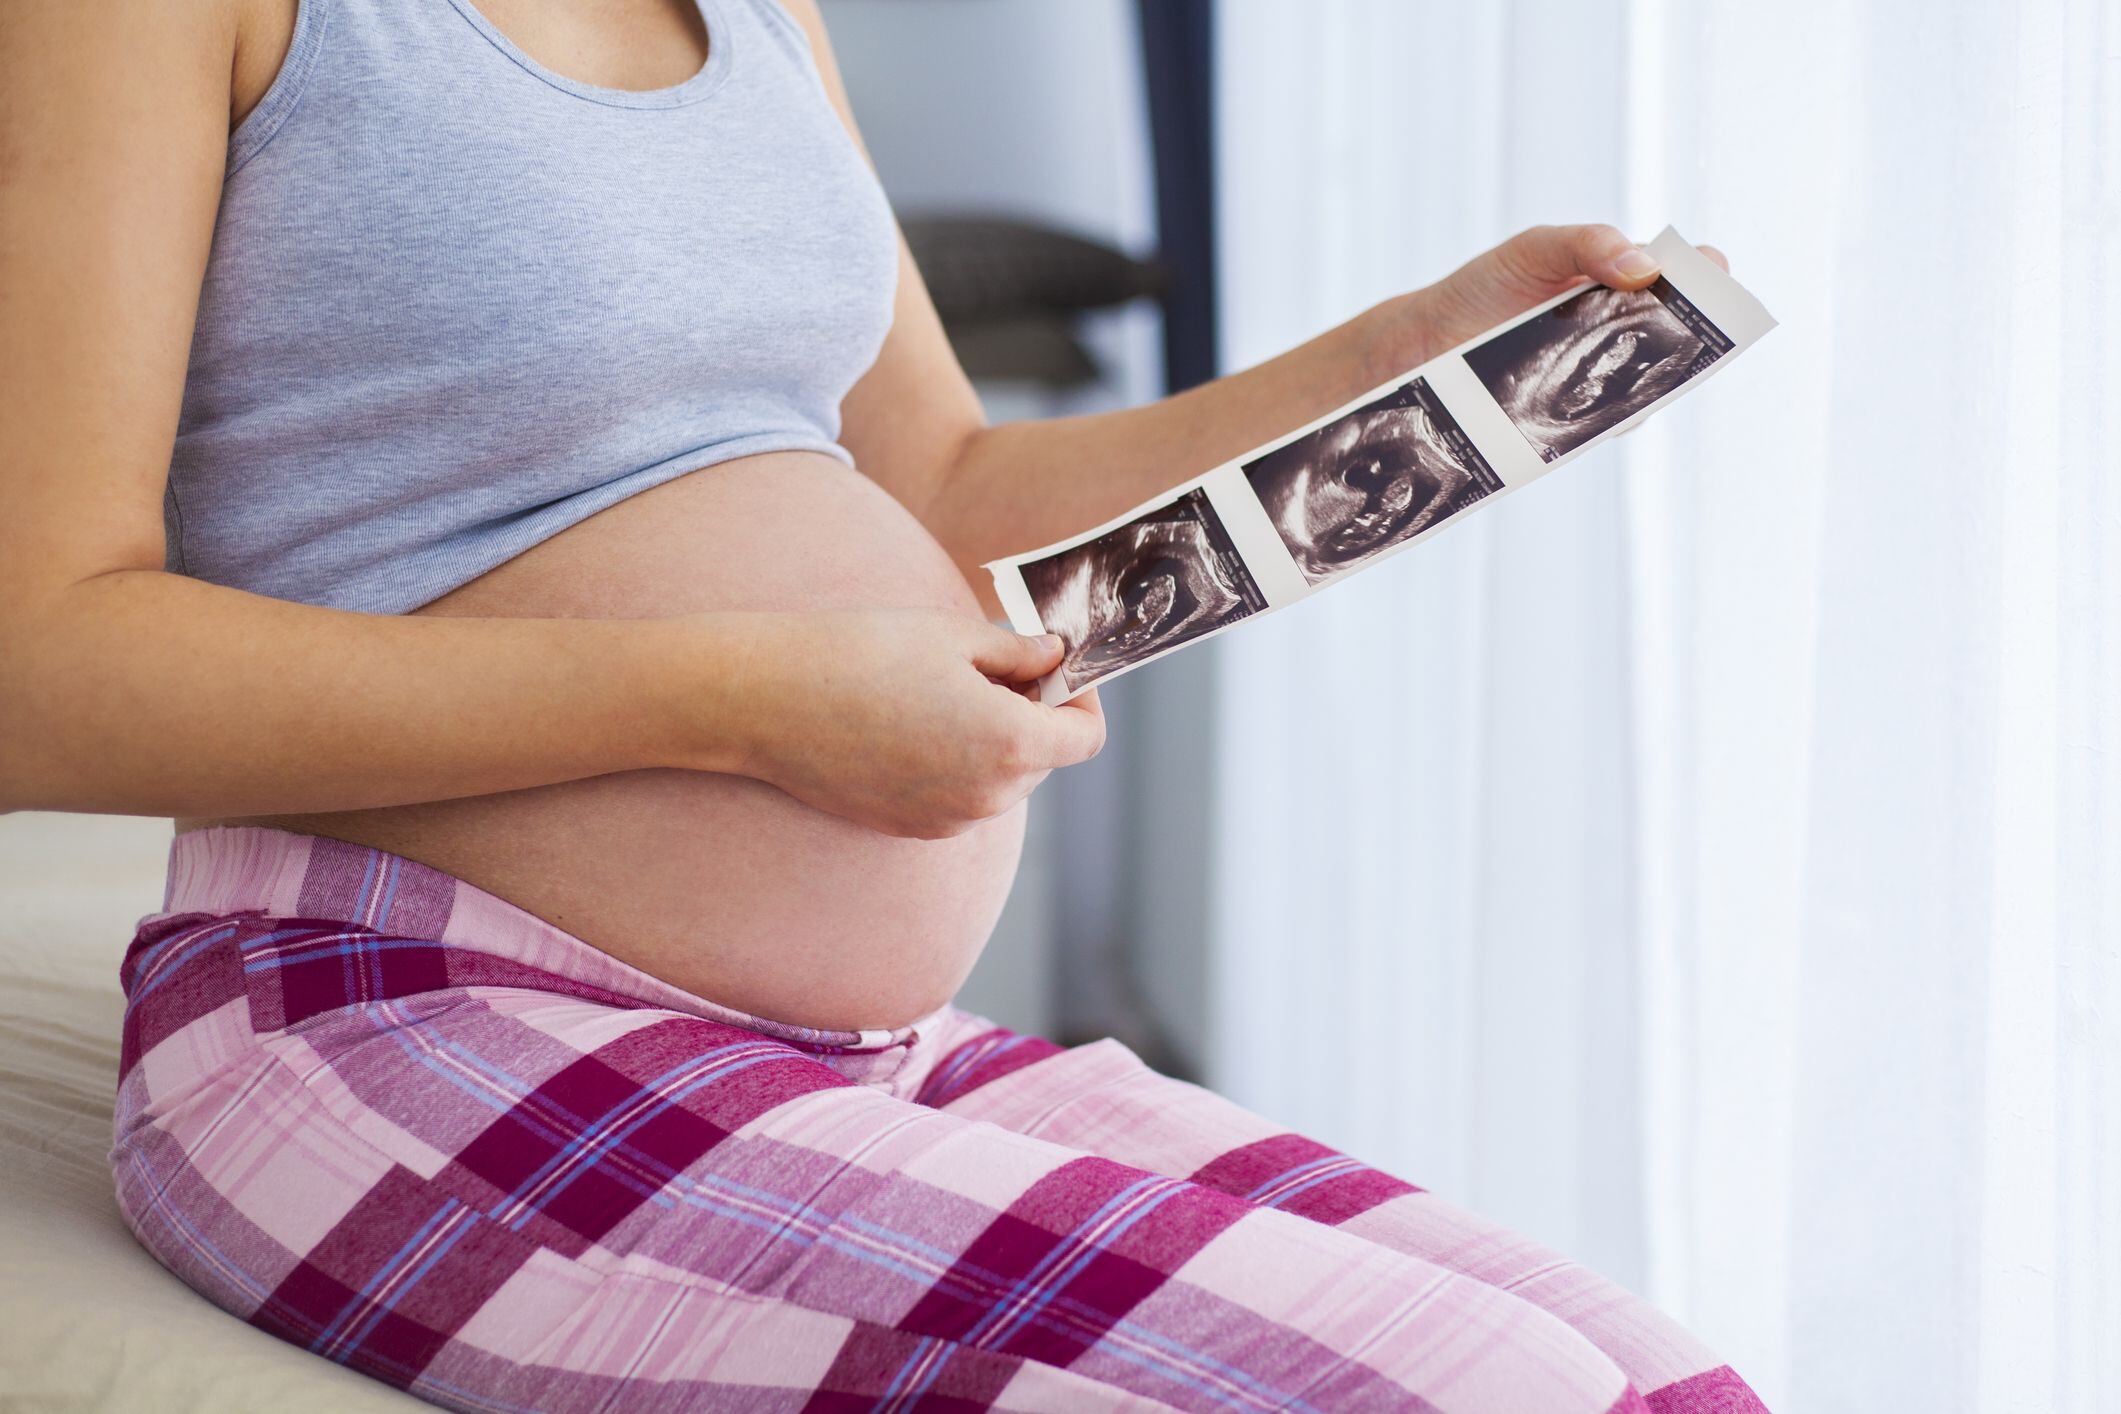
[167,0,899,613]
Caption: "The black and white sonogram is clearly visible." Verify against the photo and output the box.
[1022,488,1268,691]
[1463,278,1735,463]
[1242,378,1503,584]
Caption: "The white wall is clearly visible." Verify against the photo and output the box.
[821,0,1155,247]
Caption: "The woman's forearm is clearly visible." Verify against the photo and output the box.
[919,295,1427,577]
[0,568,740,817]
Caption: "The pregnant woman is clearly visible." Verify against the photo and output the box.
[0,2,1764,1410]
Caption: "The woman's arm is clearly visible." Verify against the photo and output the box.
[906,225,1684,578]
[785,4,1716,590]
[0,1,1098,837]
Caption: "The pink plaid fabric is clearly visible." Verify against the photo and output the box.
[111,827,1765,1413]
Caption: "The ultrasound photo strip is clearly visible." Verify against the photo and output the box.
[986,228,1778,704]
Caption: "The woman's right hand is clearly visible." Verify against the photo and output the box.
[707,608,1106,839]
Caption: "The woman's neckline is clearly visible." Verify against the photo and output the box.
[441,0,736,110]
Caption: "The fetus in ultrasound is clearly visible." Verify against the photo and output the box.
[1464,277,1735,462]
[1023,488,1268,691]
[1244,378,1503,584]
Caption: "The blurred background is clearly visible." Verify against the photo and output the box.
[3,1,2113,1410]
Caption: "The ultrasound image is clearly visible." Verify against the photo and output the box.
[1243,378,1503,584]
[1022,488,1268,691]
[1463,278,1734,463]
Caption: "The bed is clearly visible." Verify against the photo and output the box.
[0,812,414,1411]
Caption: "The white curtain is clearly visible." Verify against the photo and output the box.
[1205,3,2119,1411]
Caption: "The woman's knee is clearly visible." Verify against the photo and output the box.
[1160,1201,1637,1413]
[1339,1190,1756,1404]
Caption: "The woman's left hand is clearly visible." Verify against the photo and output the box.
[1374,223,1730,372]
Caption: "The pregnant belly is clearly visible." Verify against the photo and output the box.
[218,453,1025,1030]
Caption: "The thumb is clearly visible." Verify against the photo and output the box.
[966,623,1066,684]
[1498,223,1661,292]
[1028,693,1107,767]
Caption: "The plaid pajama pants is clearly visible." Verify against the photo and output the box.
[111,827,1765,1413]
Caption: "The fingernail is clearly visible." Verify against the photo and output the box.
[1037,634,1064,651]
[1615,249,1659,281]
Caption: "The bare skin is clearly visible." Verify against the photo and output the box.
[0,0,1724,1027]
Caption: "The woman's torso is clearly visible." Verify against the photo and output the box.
[232,455,1028,1030]
[179,0,1024,1029]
